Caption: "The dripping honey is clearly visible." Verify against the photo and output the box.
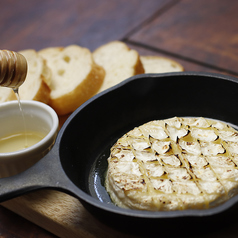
[0,89,46,153]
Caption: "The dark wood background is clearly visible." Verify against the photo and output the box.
[1,0,238,237]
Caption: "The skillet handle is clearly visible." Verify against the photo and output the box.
[0,146,74,202]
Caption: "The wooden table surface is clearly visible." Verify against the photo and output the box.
[1,0,238,237]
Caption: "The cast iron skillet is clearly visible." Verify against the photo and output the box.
[1,72,238,236]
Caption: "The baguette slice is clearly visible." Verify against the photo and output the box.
[18,49,51,104]
[39,45,105,115]
[0,87,16,103]
[0,49,51,104]
[140,55,184,73]
[93,41,144,93]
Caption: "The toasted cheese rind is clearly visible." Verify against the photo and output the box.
[39,45,105,115]
[106,117,238,211]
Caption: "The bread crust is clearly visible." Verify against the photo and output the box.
[39,45,105,115]
[134,55,145,75]
[32,79,51,104]
[48,61,105,115]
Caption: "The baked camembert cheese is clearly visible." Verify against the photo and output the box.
[105,117,238,211]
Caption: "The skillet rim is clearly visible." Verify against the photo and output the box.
[58,71,238,219]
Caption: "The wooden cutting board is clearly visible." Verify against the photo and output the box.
[2,190,138,238]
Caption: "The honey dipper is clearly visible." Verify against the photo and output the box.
[0,50,27,90]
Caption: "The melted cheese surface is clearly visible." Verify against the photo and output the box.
[105,117,238,211]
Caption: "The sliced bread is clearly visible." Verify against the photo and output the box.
[39,45,105,115]
[18,49,51,104]
[93,41,144,93]
[140,56,184,73]
[0,49,51,104]
[0,87,16,103]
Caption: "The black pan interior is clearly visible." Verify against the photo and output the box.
[58,72,238,211]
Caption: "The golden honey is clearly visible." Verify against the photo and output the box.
[0,131,46,153]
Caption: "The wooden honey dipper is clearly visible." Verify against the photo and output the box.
[0,50,27,90]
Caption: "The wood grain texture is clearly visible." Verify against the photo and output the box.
[0,0,171,51]
[127,42,232,75]
[0,205,56,238]
[3,189,238,238]
[2,190,138,238]
[129,0,238,75]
